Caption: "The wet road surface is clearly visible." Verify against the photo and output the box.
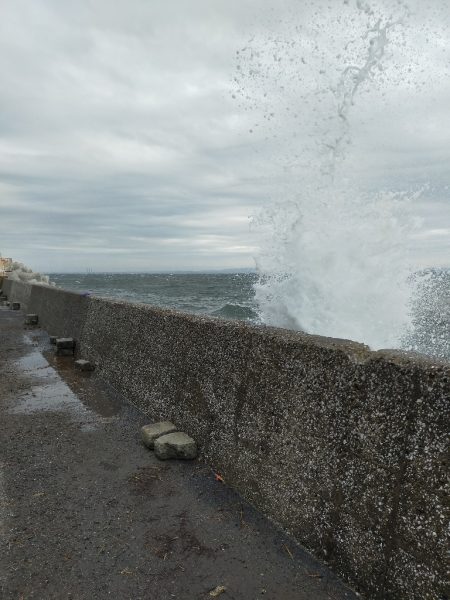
[0,307,359,600]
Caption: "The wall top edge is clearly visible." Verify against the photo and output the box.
[18,281,450,372]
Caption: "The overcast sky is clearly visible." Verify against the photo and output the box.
[0,0,449,272]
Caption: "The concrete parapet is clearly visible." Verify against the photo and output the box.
[2,281,448,600]
[3,280,31,310]
[2,280,88,346]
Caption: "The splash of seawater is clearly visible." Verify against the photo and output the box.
[235,0,432,350]
[253,187,418,348]
[324,10,407,179]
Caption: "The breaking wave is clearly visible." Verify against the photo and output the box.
[210,303,258,321]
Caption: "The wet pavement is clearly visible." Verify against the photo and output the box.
[0,307,359,600]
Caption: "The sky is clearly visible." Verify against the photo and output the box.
[0,0,449,273]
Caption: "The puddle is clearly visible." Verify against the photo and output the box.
[45,352,122,418]
[15,353,54,378]
[9,381,94,426]
[22,333,40,346]
[9,334,122,427]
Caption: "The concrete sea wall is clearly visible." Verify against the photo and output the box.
[2,278,448,600]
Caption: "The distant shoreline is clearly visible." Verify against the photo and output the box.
[47,268,258,275]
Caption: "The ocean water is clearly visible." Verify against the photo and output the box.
[50,269,450,361]
[49,272,259,322]
[50,269,450,360]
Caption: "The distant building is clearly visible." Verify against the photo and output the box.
[0,257,12,275]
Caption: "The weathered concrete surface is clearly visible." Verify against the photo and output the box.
[141,422,178,449]
[3,279,449,600]
[0,307,357,600]
[74,358,94,372]
[4,279,31,309]
[80,298,449,600]
[3,279,88,349]
[25,314,39,326]
[56,337,75,356]
[155,432,198,460]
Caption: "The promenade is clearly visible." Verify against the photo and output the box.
[0,307,357,600]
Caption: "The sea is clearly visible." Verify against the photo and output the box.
[49,269,450,362]
[49,272,260,322]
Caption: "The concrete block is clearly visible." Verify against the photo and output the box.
[56,349,74,357]
[56,338,75,349]
[141,421,178,449]
[154,432,198,460]
[11,302,20,310]
[74,359,94,372]
[56,338,75,356]
[25,314,38,325]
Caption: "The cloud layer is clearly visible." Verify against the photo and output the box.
[0,0,449,271]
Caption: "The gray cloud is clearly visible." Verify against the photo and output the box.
[0,0,449,271]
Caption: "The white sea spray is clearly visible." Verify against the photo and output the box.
[5,260,53,286]
[235,0,447,351]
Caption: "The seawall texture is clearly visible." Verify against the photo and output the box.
[3,278,448,600]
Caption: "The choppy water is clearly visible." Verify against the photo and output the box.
[50,269,450,361]
[50,272,259,322]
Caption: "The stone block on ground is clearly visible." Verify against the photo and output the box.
[56,338,75,356]
[154,432,198,460]
[56,338,75,349]
[74,359,94,372]
[56,349,74,357]
[25,314,38,325]
[141,422,178,449]
[11,302,20,310]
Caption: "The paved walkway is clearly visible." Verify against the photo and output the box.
[0,307,358,600]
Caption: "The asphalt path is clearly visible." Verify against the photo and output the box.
[0,307,358,600]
